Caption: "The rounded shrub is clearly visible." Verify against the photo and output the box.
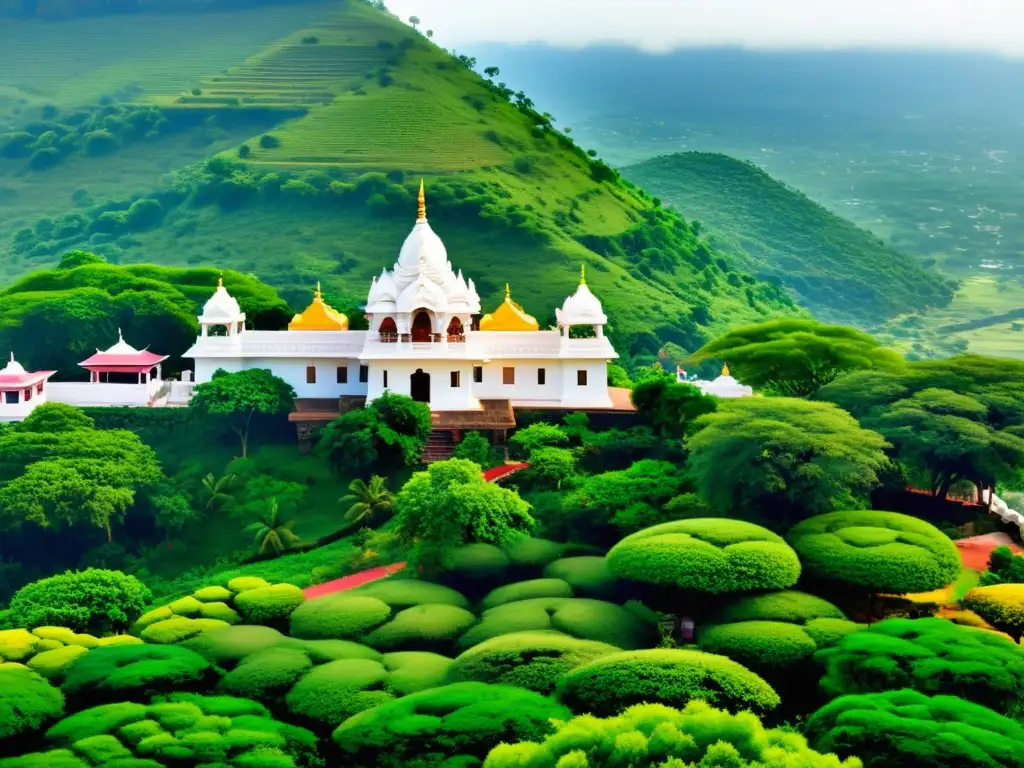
[709,590,847,625]
[348,580,470,610]
[233,583,305,624]
[441,544,510,592]
[61,644,220,705]
[480,578,574,609]
[332,682,570,768]
[30,627,101,648]
[218,647,313,701]
[381,651,452,695]
[816,617,1024,715]
[556,648,780,716]
[197,601,241,623]
[181,625,285,665]
[289,595,391,640]
[0,665,65,744]
[607,519,801,593]
[543,557,619,599]
[502,537,566,570]
[483,700,863,768]
[193,585,233,603]
[284,638,381,664]
[285,658,393,729]
[788,510,961,594]
[26,645,90,681]
[963,584,1024,641]
[164,596,203,617]
[226,576,271,592]
[0,629,42,662]
[803,617,866,648]
[698,620,819,672]
[448,631,619,694]
[138,616,230,644]
[8,569,152,635]
[362,604,477,652]
[805,689,1024,767]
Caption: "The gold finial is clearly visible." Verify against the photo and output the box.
[315,281,322,300]
[417,178,426,220]
[505,283,511,300]
[580,263,586,285]
[217,272,223,288]
[722,363,730,377]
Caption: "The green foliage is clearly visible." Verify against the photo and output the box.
[395,459,534,573]
[607,518,801,594]
[138,616,230,644]
[9,569,151,635]
[288,595,391,640]
[0,666,65,744]
[348,580,470,609]
[630,369,717,436]
[181,625,287,665]
[686,397,891,525]
[61,644,220,705]
[218,647,312,701]
[189,369,295,458]
[691,318,905,396]
[502,537,567,571]
[233,584,305,625]
[339,475,394,528]
[453,431,500,469]
[962,584,1024,641]
[480,578,574,609]
[542,557,619,599]
[522,447,577,490]
[484,699,861,768]
[27,645,91,681]
[509,423,568,459]
[556,648,780,717]
[788,510,961,594]
[362,604,477,652]
[318,393,431,475]
[709,590,846,625]
[285,658,393,729]
[817,617,1024,715]
[805,689,1024,767]
[449,631,619,694]
[332,682,570,768]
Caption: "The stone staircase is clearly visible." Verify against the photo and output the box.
[422,429,455,464]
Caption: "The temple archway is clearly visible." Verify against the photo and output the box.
[411,311,433,342]
[379,317,397,334]
[446,317,464,339]
[410,369,430,403]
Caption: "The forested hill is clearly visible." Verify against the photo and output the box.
[0,0,802,367]
[623,152,956,328]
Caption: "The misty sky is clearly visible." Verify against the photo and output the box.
[384,0,1023,55]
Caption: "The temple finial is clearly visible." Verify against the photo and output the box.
[218,272,223,288]
[722,362,730,377]
[580,263,586,285]
[8,352,13,363]
[118,327,123,341]
[505,283,511,300]
[315,281,322,299]
[417,179,426,221]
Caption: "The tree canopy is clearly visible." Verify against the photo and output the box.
[8,568,152,635]
[630,366,717,436]
[318,392,431,474]
[189,368,296,458]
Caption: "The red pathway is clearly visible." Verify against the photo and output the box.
[956,533,1023,571]
[482,462,530,483]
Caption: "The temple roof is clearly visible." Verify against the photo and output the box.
[556,264,607,327]
[289,283,349,331]
[480,284,540,331]
[200,274,245,324]
[80,330,168,369]
[0,353,55,388]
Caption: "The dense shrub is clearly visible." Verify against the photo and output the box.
[556,648,780,717]
[332,682,570,768]
[459,597,657,649]
[699,620,820,671]
[607,519,801,593]
[381,651,452,695]
[285,658,393,729]
[9,570,151,635]
[362,604,477,652]
[480,578,574,609]
[233,583,305,624]
[139,616,230,644]
[788,510,961,594]
[963,584,1024,641]
[448,631,619,694]
[6,694,318,768]
[542,556,620,599]
[347,580,469,609]
[181,625,288,665]
[484,701,861,768]
[26,645,90,681]
[61,644,220,705]
[709,589,847,625]
[805,689,1024,767]
[218,646,313,701]
[817,617,1024,714]
[288,595,391,640]
[0,666,65,744]
[502,537,566,572]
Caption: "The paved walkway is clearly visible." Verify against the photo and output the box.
[482,462,530,482]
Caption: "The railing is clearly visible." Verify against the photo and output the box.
[376,333,457,344]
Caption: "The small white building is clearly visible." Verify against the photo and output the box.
[0,354,56,422]
[184,183,621,415]
[47,331,169,408]
[680,364,755,398]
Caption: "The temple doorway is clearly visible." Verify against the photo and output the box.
[410,369,431,403]
[411,311,432,342]
[446,317,464,340]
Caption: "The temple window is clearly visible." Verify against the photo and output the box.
[306,366,316,384]
[4,392,17,404]
[503,367,515,385]
[359,365,369,383]
[23,388,31,401]
[451,371,461,388]
[473,366,483,383]
[577,370,588,386]
[36,382,43,394]
[337,366,348,384]
[538,368,546,385]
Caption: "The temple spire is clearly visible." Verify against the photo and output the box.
[417,179,426,221]
[118,327,123,342]
[580,263,586,285]
[218,272,223,288]
[505,283,511,300]
[722,363,730,377]
[315,281,322,299]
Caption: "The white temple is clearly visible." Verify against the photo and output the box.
[184,183,620,413]
[678,363,754,398]
[0,353,55,422]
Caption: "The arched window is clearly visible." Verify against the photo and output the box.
[447,317,464,341]
[379,317,397,343]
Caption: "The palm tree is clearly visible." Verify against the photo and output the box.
[199,472,237,511]
[340,475,394,528]
[244,498,299,555]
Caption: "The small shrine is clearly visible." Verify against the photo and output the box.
[479,284,539,331]
[289,283,349,331]
[0,353,56,422]
[687,363,755,398]
[79,330,168,384]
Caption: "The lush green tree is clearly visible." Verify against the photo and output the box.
[509,422,569,459]
[149,489,199,539]
[606,363,632,389]
[686,397,890,525]
[484,700,861,768]
[318,392,431,473]
[189,368,295,458]
[816,617,1024,715]
[691,318,904,396]
[16,402,94,433]
[453,431,499,468]
[788,510,961,598]
[198,471,237,511]
[8,569,151,634]
[244,498,300,555]
[963,584,1024,641]
[523,446,577,490]
[340,475,394,528]
[395,459,534,573]
[630,366,716,435]
[980,545,1024,585]
[0,665,64,746]
[805,689,1024,768]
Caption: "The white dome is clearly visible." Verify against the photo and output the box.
[201,284,243,321]
[367,269,398,312]
[104,329,140,355]
[397,274,448,314]
[1,353,26,376]
[556,281,607,326]
[393,221,449,291]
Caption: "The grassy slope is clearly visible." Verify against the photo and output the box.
[622,152,955,327]
[0,0,802,363]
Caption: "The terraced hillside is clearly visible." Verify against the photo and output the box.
[0,0,804,365]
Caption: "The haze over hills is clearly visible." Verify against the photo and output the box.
[0,0,805,366]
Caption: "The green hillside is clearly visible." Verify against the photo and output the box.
[0,0,801,365]
[622,152,955,328]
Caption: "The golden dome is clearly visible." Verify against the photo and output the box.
[480,284,539,332]
[288,283,349,331]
